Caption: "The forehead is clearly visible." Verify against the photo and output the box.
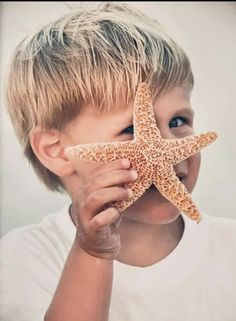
[153,86,193,114]
[72,85,193,127]
[77,102,134,135]
[63,86,193,144]
[101,85,193,119]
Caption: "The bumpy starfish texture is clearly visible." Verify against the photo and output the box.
[66,83,217,223]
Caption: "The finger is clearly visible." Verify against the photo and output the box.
[83,186,133,220]
[89,207,120,231]
[88,168,138,193]
[93,158,131,175]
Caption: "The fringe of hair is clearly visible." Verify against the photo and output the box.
[5,2,194,191]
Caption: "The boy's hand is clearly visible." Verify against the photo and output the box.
[70,159,138,260]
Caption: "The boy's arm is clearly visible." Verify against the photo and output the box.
[45,159,136,321]
[44,239,113,321]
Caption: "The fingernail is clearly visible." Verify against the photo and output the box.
[122,159,130,167]
[130,170,138,180]
[127,188,133,198]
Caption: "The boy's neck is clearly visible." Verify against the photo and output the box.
[116,215,184,267]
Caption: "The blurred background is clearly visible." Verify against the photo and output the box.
[1,2,236,237]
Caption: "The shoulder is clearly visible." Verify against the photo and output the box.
[0,204,74,320]
[0,203,75,271]
[204,213,236,238]
[0,204,75,311]
[201,212,236,256]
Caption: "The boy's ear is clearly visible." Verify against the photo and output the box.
[29,127,74,177]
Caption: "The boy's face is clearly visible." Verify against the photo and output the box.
[62,85,200,225]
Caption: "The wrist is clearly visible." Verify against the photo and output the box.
[73,227,120,260]
[72,236,117,263]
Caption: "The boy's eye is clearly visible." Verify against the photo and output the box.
[122,125,134,134]
[122,117,188,134]
[169,117,187,128]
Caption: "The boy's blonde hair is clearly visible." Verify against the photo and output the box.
[5,2,194,192]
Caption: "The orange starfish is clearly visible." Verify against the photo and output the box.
[66,83,217,223]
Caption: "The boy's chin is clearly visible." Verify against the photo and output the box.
[124,206,181,226]
[146,186,183,223]
[124,190,182,225]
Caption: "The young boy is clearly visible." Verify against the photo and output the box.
[1,3,236,321]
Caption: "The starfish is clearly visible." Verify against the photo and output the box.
[66,83,217,223]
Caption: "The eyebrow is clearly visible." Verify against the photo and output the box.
[118,114,133,127]
[122,107,195,124]
[172,108,195,117]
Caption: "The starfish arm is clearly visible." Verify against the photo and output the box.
[153,167,202,222]
[165,131,218,165]
[133,83,161,143]
[66,141,136,163]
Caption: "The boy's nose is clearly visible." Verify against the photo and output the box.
[173,161,188,179]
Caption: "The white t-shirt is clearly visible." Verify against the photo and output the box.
[1,204,236,321]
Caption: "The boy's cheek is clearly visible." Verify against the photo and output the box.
[71,160,99,177]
